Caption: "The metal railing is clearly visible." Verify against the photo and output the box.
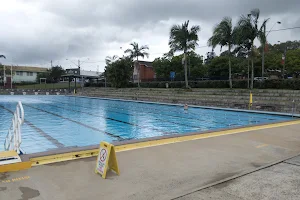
[4,101,24,154]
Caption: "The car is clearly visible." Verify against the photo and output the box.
[254,77,268,81]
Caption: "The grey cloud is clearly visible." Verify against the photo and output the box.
[40,0,300,28]
[1,0,299,69]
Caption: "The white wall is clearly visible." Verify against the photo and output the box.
[13,71,38,83]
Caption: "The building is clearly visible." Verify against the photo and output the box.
[133,61,155,82]
[2,65,48,83]
[62,68,102,82]
[62,68,102,92]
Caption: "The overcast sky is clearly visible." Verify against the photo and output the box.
[0,0,299,71]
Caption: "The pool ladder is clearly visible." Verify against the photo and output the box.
[4,101,24,155]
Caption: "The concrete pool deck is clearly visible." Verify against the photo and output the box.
[1,122,300,199]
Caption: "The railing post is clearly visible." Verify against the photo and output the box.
[4,101,24,154]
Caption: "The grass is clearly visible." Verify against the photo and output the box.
[16,82,81,89]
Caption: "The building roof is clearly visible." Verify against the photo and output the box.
[4,65,48,73]
[62,69,102,78]
[134,60,153,67]
[80,70,102,77]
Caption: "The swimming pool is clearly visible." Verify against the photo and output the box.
[0,95,294,154]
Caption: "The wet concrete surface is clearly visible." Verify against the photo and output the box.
[178,162,300,200]
[1,124,300,200]
[19,187,40,200]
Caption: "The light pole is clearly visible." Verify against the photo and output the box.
[262,21,281,79]
[0,55,6,88]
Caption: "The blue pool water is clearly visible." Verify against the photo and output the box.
[0,95,293,154]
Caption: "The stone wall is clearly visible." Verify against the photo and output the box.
[78,88,300,114]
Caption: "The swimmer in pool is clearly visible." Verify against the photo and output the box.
[184,104,188,110]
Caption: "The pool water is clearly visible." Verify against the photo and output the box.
[0,95,293,154]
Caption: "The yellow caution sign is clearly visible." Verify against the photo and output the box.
[249,92,253,109]
[95,141,120,179]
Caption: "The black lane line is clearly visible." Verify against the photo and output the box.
[69,96,275,121]
[44,103,174,134]
[0,104,65,148]
[65,97,236,126]
[49,99,203,129]
[23,104,125,140]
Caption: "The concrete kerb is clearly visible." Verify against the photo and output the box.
[170,152,300,200]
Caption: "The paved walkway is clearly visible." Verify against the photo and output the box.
[1,123,300,200]
[179,156,300,200]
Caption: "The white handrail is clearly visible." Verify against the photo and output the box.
[4,101,24,154]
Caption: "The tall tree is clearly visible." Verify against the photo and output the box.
[208,17,236,88]
[169,20,200,88]
[237,8,268,89]
[49,65,65,82]
[105,55,119,66]
[105,57,133,88]
[124,42,149,87]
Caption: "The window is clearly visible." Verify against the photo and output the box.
[27,72,33,76]
[16,71,23,76]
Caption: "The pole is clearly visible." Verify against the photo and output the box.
[10,65,12,89]
[283,45,287,79]
[188,56,191,78]
[262,25,266,80]
[249,92,253,110]
[68,77,71,93]
[3,65,6,87]
[51,60,53,67]
[247,59,250,89]
[74,76,76,93]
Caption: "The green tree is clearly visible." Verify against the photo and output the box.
[105,55,119,65]
[153,57,171,78]
[285,49,300,76]
[154,52,205,80]
[124,42,149,87]
[49,66,65,82]
[169,20,200,88]
[105,57,133,88]
[35,66,65,83]
[36,71,50,83]
[208,17,237,88]
[236,8,269,89]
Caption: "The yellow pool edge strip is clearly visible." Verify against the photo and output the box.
[29,120,300,166]
[115,119,300,152]
[0,161,32,173]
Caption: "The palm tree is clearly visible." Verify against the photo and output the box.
[169,20,200,88]
[258,21,269,81]
[208,17,236,88]
[237,8,268,89]
[105,55,119,65]
[124,42,149,87]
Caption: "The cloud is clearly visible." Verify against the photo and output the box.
[0,0,299,71]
